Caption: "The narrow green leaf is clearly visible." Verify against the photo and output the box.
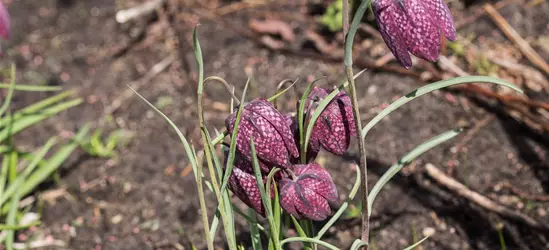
[403,236,429,250]
[248,208,264,250]
[0,221,40,230]
[8,151,18,183]
[0,83,62,92]
[194,27,204,95]
[268,79,298,103]
[280,237,339,250]
[17,126,88,200]
[362,76,522,138]
[5,179,21,250]
[0,90,73,128]
[219,79,249,195]
[0,137,57,207]
[0,64,16,118]
[367,128,463,216]
[350,239,368,250]
[291,216,308,238]
[0,99,82,143]
[298,78,319,163]
[0,155,9,208]
[250,137,280,249]
[232,204,265,231]
[129,88,198,176]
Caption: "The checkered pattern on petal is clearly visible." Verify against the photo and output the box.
[372,0,413,68]
[247,99,299,159]
[278,162,338,221]
[372,0,457,68]
[306,87,356,155]
[226,99,299,168]
[228,167,266,216]
[424,0,457,41]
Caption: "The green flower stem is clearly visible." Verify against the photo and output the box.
[194,27,215,250]
[343,0,373,247]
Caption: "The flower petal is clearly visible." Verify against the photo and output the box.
[228,167,265,216]
[424,0,457,41]
[0,2,9,40]
[247,99,300,159]
[294,163,338,202]
[372,0,413,68]
[400,0,441,62]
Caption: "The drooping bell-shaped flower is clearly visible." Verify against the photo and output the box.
[279,162,338,221]
[305,87,356,155]
[226,98,299,169]
[372,0,457,68]
[227,166,271,216]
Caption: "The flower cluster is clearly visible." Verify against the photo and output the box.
[224,88,355,221]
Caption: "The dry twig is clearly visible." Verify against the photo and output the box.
[116,0,164,23]
[497,182,549,202]
[483,3,549,75]
[425,163,549,231]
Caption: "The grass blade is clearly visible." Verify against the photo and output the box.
[0,64,16,118]
[0,99,82,143]
[350,239,368,250]
[248,208,264,250]
[219,79,249,195]
[232,204,265,231]
[297,78,319,163]
[362,76,522,138]
[17,126,88,200]
[367,128,463,216]
[0,90,74,128]
[0,83,62,92]
[403,236,429,250]
[0,137,57,207]
[250,137,280,249]
[280,237,339,250]
[4,180,21,250]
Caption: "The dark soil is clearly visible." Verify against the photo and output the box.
[2,0,549,249]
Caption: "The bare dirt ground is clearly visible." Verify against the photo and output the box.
[2,0,549,249]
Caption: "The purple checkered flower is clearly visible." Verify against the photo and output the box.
[279,162,338,221]
[227,166,274,216]
[0,2,10,54]
[226,98,299,169]
[305,87,356,155]
[372,0,457,68]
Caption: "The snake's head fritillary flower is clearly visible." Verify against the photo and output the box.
[284,114,319,163]
[279,162,338,221]
[227,167,275,217]
[305,87,356,155]
[226,98,299,169]
[0,2,10,54]
[372,0,457,68]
